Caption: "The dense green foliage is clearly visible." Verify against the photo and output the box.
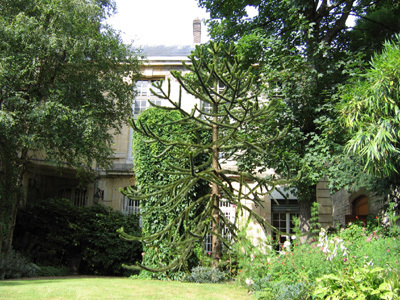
[339,36,400,178]
[123,107,210,279]
[195,1,364,229]
[197,0,400,222]
[0,0,141,254]
[120,42,293,271]
[13,198,142,276]
[0,250,38,280]
[349,0,400,60]
[235,214,400,299]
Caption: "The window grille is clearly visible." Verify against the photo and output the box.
[121,196,142,227]
[204,200,236,253]
[73,189,87,207]
[58,188,86,207]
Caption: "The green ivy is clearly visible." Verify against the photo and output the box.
[126,107,210,279]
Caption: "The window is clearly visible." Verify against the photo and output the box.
[135,80,149,96]
[201,81,225,115]
[204,200,236,253]
[271,199,299,244]
[58,188,87,207]
[201,100,212,114]
[121,196,142,227]
[133,79,165,117]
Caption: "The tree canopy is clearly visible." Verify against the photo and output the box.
[0,0,141,254]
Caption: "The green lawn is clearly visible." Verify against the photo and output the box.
[0,276,253,300]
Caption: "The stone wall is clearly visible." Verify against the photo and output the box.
[316,180,333,228]
[331,187,385,226]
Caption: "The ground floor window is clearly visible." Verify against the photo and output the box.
[58,188,87,207]
[121,196,142,227]
[272,199,299,244]
[204,200,236,253]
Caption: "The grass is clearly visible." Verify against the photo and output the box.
[0,276,253,300]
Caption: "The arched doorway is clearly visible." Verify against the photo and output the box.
[345,195,369,225]
[353,195,369,216]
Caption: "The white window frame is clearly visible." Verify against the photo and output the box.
[133,79,165,118]
[204,200,236,253]
[121,196,142,227]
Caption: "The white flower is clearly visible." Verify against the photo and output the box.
[291,235,297,240]
[245,278,254,286]
[283,240,291,249]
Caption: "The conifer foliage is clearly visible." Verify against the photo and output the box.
[119,42,293,271]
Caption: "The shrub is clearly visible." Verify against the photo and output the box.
[36,266,69,277]
[313,267,400,299]
[256,281,309,300]
[13,198,142,276]
[234,214,400,300]
[186,266,226,283]
[79,205,142,276]
[0,250,38,279]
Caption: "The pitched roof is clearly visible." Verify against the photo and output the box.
[141,45,194,57]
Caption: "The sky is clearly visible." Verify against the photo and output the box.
[107,0,211,46]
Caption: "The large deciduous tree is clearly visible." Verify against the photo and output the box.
[197,0,400,232]
[119,42,293,270]
[0,0,141,255]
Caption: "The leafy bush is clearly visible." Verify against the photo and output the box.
[0,250,38,279]
[13,198,142,276]
[186,266,226,283]
[256,281,309,300]
[36,266,69,277]
[80,205,142,276]
[234,209,400,300]
[313,267,400,299]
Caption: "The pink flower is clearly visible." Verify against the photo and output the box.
[366,237,371,242]
[207,252,211,255]
[344,258,347,262]
[387,249,390,252]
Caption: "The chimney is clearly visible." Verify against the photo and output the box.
[193,18,201,44]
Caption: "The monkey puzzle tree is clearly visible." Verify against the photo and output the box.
[119,42,294,270]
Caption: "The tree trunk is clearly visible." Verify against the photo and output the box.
[211,96,221,268]
[1,200,19,255]
[0,150,26,255]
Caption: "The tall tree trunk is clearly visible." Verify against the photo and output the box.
[211,97,221,268]
[0,149,26,255]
